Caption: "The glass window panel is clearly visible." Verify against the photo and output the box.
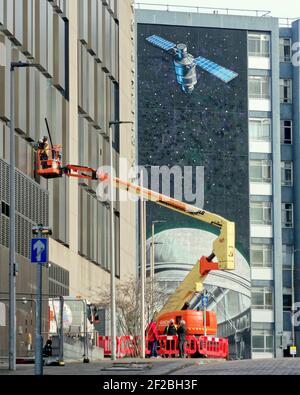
[252,292,264,306]
[265,292,273,308]
[280,79,292,103]
[252,335,264,349]
[280,38,291,62]
[248,33,270,57]
[250,206,263,223]
[283,245,293,267]
[265,335,273,350]
[251,249,263,264]
[251,244,272,267]
[249,119,271,142]
[249,77,270,99]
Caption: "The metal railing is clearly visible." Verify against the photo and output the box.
[135,2,271,18]
[279,18,300,27]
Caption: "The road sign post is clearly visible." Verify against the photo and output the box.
[31,226,51,376]
[290,346,297,358]
[201,292,209,336]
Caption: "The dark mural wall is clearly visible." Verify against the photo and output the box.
[138,23,251,359]
[138,23,249,257]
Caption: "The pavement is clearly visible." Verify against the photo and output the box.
[1,357,300,375]
[0,358,224,376]
[170,357,300,375]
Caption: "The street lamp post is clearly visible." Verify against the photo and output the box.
[108,120,133,360]
[9,61,39,371]
[150,220,166,318]
[140,168,146,359]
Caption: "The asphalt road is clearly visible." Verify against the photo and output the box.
[1,358,300,375]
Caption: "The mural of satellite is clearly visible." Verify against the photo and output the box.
[146,34,239,94]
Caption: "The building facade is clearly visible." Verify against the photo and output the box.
[136,5,300,359]
[0,0,136,357]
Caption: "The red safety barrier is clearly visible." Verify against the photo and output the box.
[97,336,112,357]
[97,335,123,358]
[145,337,151,356]
[121,335,139,357]
[184,335,198,357]
[198,336,228,359]
[96,334,228,359]
[118,336,127,358]
[157,335,179,357]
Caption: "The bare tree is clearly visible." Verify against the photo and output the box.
[94,275,168,338]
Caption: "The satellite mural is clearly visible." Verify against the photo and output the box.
[138,24,251,359]
[146,34,239,93]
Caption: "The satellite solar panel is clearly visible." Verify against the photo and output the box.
[193,56,238,83]
[146,35,176,52]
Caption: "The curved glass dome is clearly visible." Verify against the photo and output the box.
[146,227,251,324]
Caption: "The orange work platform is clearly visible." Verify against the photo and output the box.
[36,146,62,179]
[156,310,217,336]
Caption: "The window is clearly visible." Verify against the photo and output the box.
[282,245,293,268]
[281,120,292,144]
[249,76,270,99]
[283,294,292,312]
[252,330,273,353]
[250,160,272,183]
[282,203,293,228]
[252,287,273,309]
[1,201,9,217]
[280,38,292,62]
[280,79,292,103]
[250,201,272,225]
[249,119,271,142]
[281,162,293,186]
[251,244,272,267]
[248,33,270,57]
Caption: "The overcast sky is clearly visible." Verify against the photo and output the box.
[135,0,300,19]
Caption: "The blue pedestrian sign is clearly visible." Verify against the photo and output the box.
[31,238,48,264]
[201,295,209,308]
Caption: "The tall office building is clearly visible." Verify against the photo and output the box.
[0,0,136,357]
[136,4,300,359]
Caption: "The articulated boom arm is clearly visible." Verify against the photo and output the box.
[62,167,235,275]
[111,176,235,315]
[112,177,235,273]
[37,152,235,316]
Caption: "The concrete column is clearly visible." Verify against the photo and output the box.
[292,20,300,356]
[67,1,79,253]
[271,24,284,358]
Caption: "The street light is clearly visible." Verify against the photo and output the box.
[9,61,40,371]
[108,120,133,360]
[150,220,167,318]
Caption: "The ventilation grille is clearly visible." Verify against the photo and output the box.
[0,159,49,259]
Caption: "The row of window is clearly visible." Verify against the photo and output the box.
[249,77,292,103]
[252,330,273,353]
[252,288,292,313]
[250,201,293,228]
[248,33,292,63]
[251,244,293,268]
[249,119,292,145]
[249,160,293,187]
